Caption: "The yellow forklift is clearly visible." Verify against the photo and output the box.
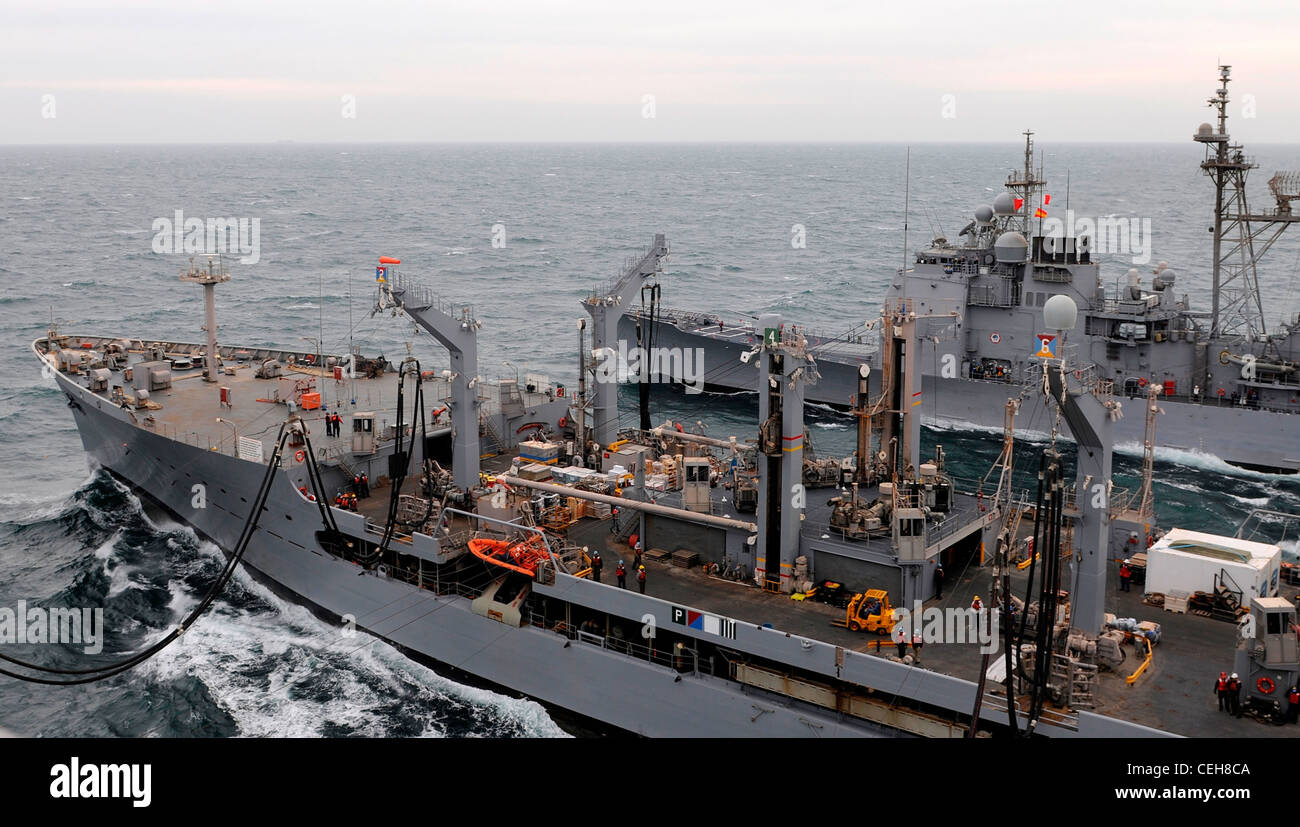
[831,589,897,635]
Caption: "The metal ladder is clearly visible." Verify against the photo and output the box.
[479,413,505,456]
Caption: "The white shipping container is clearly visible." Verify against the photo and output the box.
[1144,528,1281,601]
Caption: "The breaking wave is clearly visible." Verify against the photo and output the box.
[0,472,565,738]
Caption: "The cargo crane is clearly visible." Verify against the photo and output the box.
[376,259,483,490]
[582,234,669,450]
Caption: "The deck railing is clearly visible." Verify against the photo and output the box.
[526,611,716,676]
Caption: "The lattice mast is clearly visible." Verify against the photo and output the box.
[1194,65,1300,340]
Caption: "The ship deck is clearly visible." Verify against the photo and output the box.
[148,363,404,458]
[38,335,556,465]
[579,530,1298,738]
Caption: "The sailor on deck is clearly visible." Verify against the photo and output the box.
[1227,673,1243,717]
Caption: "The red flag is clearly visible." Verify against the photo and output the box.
[1013,197,1024,212]
[1043,194,1051,205]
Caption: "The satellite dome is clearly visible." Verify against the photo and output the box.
[993,231,1029,263]
[975,204,995,224]
[992,192,1018,215]
[1196,123,1214,137]
[1043,294,1079,330]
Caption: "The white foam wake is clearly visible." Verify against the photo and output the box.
[142,539,568,738]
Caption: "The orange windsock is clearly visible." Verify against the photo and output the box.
[378,256,401,265]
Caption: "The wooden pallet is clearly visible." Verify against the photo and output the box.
[671,549,700,568]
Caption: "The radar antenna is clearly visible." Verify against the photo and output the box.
[1005,130,1046,235]
[1194,65,1300,340]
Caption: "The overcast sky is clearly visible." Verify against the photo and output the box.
[2,0,1296,143]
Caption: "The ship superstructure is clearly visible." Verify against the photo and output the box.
[624,66,1300,472]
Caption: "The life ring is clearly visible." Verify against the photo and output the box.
[558,416,568,428]
[1137,377,1147,388]
[989,332,1001,344]
[294,450,306,462]
[1258,676,1276,695]
[1073,369,1082,379]
[1217,388,1226,397]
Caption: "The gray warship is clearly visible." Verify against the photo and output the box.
[623,66,1300,473]
[34,218,1300,736]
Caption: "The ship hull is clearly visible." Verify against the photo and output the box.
[627,315,1300,473]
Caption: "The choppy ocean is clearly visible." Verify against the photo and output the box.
[2,142,1299,736]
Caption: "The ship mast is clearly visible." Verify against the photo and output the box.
[1194,64,1300,341]
[180,255,230,383]
[1005,130,1046,235]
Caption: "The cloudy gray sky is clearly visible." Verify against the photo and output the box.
[2,0,1296,143]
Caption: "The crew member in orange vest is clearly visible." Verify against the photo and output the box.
[1215,671,1229,712]
[1119,559,1133,592]
[1227,673,1243,717]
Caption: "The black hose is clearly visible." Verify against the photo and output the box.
[300,430,348,556]
[1015,454,1046,664]
[376,359,425,563]
[0,424,291,685]
[1027,457,1065,730]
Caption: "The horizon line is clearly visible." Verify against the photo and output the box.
[5,138,1300,148]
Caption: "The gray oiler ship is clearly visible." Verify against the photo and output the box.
[623,66,1300,473]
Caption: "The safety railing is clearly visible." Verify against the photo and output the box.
[390,271,476,325]
[980,691,1080,732]
[967,281,1018,308]
[526,612,717,677]
[799,520,892,549]
[626,304,876,357]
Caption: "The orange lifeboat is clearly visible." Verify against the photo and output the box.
[467,535,550,576]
